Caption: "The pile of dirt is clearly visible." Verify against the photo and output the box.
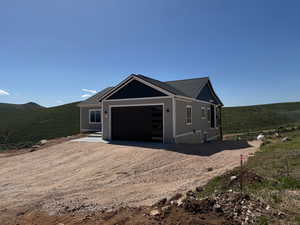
[212,169,265,191]
[150,191,276,225]
[3,191,281,225]
[210,192,270,224]
[3,204,237,225]
[228,169,265,187]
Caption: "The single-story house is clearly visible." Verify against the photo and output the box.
[78,74,223,144]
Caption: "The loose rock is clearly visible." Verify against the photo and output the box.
[150,209,160,216]
[281,137,289,142]
[230,176,237,181]
[176,197,184,207]
[32,145,41,148]
[40,139,48,145]
[257,134,265,141]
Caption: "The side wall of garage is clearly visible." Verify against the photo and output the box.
[174,98,220,144]
[80,106,102,132]
[102,97,174,143]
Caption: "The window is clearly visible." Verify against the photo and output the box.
[186,105,192,125]
[89,110,101,123]
[207,107,211,122]
[210,105,215,128]
[201,106,206,119]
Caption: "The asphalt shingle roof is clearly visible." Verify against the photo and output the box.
[137,74,222,105]
[135,74,187,96]
[79,74,222,106]
[165,77,209,99]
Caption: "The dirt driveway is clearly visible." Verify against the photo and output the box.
[0,140,259,215]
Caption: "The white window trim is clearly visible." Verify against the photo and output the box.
[201,106,206,119]
[89,109,101,124]
[186,105,192,125]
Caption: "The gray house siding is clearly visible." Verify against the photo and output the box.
[80,106,102,132]
[102,97,174,143]
[79,74,223,144]
[174,98,220,144]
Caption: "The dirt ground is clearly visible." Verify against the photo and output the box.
[0,139,259,224]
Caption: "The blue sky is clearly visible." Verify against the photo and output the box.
[0,0,299,107]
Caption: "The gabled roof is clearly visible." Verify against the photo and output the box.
[165,77,209,99]
[136,75,223,105]
[135,74,187,96]
[78,87,114,106]
[82,74,223,106]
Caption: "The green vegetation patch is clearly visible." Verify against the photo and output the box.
[0,102,80,150]
[196,130,300,224]
[222,102,300,134]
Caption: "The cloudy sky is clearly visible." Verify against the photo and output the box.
[0,0,300,107]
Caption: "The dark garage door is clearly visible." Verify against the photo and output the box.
[111,105,163,142]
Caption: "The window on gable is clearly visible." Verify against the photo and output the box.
[89,110,101,123]
[186,105,192,125]
[201,106,206,119]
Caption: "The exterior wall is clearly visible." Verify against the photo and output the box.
[80,106,102,132]
[102,97,174,143]
[174,98,220,144]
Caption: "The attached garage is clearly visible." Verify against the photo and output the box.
[111,105,163,142]
[96,74,223,144]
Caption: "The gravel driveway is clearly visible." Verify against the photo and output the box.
[0,140,259,214]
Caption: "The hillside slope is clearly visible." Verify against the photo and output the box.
[0,102,80,148]
[1,101,300,148]
[222,102,300,134]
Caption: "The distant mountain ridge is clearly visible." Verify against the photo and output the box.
[0,102,44,110]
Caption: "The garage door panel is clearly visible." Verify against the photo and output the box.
[111,106,163,142]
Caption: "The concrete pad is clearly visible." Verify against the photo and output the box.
[70,137,108,143]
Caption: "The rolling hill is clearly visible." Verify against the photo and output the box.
[0,102,80,149]
[222,102,300,134]
[0,101,300,150]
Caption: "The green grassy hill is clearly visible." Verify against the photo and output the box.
[222,102,300,134]
[0,102,80,149]
[1,101,300,150]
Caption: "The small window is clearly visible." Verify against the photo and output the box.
[207,107,211,122]
[210,105,215,128]
[201,106,206,119]
[186,105,192,125]
[89,110,101,123]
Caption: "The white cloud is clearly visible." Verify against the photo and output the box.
[0,89,10,96]
[82,88,97,94]
[81,94,92,98]
[56,100,63,104]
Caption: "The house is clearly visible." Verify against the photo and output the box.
[78,74,223,144]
